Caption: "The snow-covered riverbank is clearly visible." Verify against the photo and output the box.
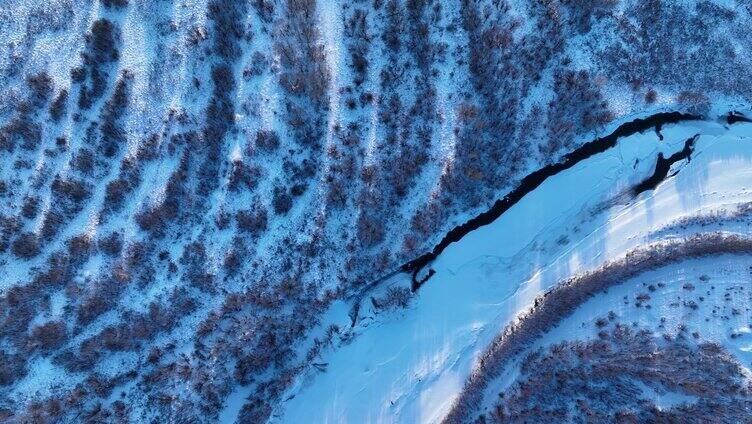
[273,116,752,423]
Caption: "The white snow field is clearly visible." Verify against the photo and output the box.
[273,115,752,423]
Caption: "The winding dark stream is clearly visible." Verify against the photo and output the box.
[402,111,706,290]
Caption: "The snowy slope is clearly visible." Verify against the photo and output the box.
[2,1,752,422]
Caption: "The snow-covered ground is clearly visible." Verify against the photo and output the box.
[476,254,752,414]
[3,1,752,422]
[273,116,752,423]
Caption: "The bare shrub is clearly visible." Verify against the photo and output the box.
[677,90,711,115]
[272,185,292,215]
[244,51,269,79]
[345,8,369,86]
[77,293,113,327]
[236,205,267,235]
[99,71,132,157]
[26,72,54,106]
[135,195,179,238]
[228,160,261,192]
[87,19,120,63]
[71,148,94,174]
[66,234,94,263]
[207,1,249,60]
[180,241,215,292]
[488,328,752,422]
[103,177,131,213]
[78,18,120,109]
[0,215,20,252]
[223,249,242,275]
[40,210,64,240]
[0,116,42,151]
[251,0,275,24]
[51,176,92,215]
[215,207,231,230]
[0,351,27,386]
[561,0,618,34]
[12,232,41,259]
[125,241,149,267]
[98,231,123,256]
[30,321,67,351]
[357,212,384,247]
[547,70,614,151]
[101,0,128,8]
[255,129,280,152]
[372,286,411,310]
[645,89,657,104]
[21,196,40,219]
